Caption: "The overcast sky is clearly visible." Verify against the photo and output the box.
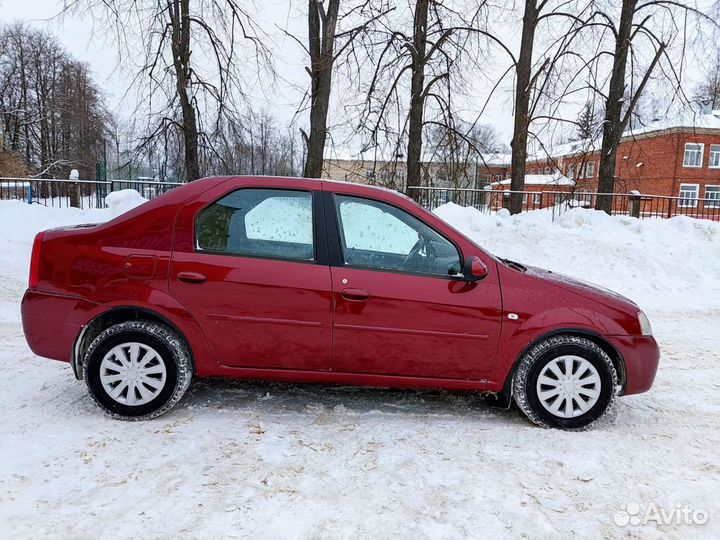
[0,0,311,126]
[0,0,522,154]
[2,0,711,159]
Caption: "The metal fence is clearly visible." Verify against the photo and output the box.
[410,186,720,221]
[2,177,719,221]
[0,177,184,210]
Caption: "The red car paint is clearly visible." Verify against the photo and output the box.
[21,176,660,398]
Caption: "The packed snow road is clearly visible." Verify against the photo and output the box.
[0,198,718,539]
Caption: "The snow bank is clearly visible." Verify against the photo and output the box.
[105,189,148,216]
[434,203,720,312]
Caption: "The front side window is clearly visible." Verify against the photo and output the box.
[196,188,314,261]
[705,185,720,208]
[709,145,720,168]
[678,184,700,208]
[683,143,704,167]
[334,195,461,277]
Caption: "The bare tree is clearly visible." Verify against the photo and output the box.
[356,0,490,196]
[501,0,600,214]
[293,0,391,178]
[508,0,541,214]
[406,0,431,197]
[426,120,502,188]
[303,0,340,178]
[694,56,720,108]
[62,0,272,181]
[591,0,714,213]
[0,23,109,178]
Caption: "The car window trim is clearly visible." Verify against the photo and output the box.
[325,191,465,280]
[193,187,329,266]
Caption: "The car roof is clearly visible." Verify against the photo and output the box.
[203,175,413,202]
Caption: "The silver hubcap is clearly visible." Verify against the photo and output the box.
[536,355,601,418]
[100,342,167,406]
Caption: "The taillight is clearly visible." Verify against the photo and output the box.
[29,232,44,290]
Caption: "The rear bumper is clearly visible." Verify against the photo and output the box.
[607,335,660,395]
[21,290,98,363]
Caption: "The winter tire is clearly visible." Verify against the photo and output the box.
[513,335,618,429]
[83,321,192,420]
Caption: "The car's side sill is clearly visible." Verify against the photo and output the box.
[204,365,489,391]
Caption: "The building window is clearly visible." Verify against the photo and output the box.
[709,145,720,168]
[578,160,596,178]
[544,166,551,174]
[679,183,700,208]
[567,165,575,179]
[683,143,704,168]
[705,185,720,208]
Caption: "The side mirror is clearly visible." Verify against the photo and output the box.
[463,256,488,281]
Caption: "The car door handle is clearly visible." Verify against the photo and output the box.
[176,271,207,284]
[341,288,370,302]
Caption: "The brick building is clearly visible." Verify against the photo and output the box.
[322,154,511,191]
[519,108,720,210]
[322,108,720,211]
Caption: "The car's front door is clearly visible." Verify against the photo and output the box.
[327,193,502,380]
[170,182,332,371]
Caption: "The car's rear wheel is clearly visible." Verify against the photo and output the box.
[513,335,618,429]
[83,321,192,420]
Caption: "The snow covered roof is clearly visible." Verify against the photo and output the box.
[478,152,512,166]
[490,172,574,187]
[625,107,720,136]
[530,107,720,162]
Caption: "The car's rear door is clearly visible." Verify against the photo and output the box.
[325,189,502,380]
[170,178,332,371]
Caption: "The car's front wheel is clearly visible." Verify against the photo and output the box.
[83,321,192,420]
[513,335,618,429]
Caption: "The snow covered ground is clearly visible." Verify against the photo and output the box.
[0,196,719,540]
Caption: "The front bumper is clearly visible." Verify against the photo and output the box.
[607,335,660,395]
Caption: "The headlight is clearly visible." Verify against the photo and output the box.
[638,310,653,336]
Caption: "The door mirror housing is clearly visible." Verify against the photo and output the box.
[463,256,488,281]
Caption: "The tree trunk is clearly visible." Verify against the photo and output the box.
[406,0,429,199]
[596,0,636,213]
[170,0,201,182]
[508,0,537,215]
[303,0,340,179]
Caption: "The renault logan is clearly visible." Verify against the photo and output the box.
[21,176,660,429]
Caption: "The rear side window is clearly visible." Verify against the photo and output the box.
[196,188,314,261]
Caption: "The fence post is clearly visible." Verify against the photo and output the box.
[69,169,81,208]
[629,190,641,218]
[27,181,33,204]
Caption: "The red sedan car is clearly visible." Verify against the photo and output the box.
[21,176,659,429]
